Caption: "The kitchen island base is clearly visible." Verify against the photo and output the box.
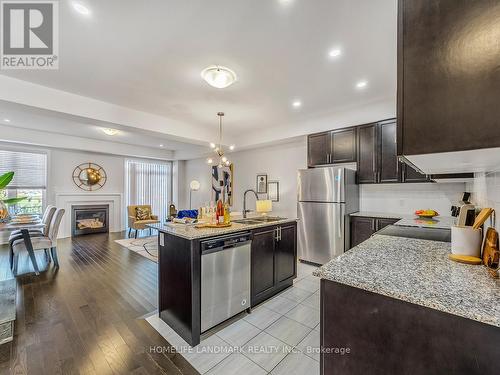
[320,279,500,375]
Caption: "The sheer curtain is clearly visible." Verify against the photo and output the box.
[125,159,173,224]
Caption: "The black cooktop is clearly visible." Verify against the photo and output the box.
[376,225,451,243]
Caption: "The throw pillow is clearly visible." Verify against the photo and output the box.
[135,207,151,221]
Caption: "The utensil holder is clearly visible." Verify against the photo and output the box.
[451,226,482,257]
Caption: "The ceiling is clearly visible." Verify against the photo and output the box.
[0,0,398,158]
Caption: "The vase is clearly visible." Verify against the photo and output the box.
[0,201,9,222]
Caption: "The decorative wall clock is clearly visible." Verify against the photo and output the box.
[72,162,107,191]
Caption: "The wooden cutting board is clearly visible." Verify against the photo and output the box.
[482,227,499,268]
[472,208,494,229]
[448,254,482,265]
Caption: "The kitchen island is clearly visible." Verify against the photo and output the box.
[150,217,297,346]
[314,234,500,375]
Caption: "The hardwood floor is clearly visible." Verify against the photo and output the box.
[0,232,198,375]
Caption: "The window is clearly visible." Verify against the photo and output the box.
[0,149,47,215]
[125,159,173,225]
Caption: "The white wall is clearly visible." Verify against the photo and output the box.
[466,171,500,231]
[183,138,308,219]
[360,183,466,216]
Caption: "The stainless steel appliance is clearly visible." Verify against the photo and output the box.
[200,232,251,332]
[297,167,359,264]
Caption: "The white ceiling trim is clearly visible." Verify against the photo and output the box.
[0,124,174,160]
[0,75,214,145]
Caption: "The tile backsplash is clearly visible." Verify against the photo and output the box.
[466,172,500,231]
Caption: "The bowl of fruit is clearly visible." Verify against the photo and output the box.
[415,209,439,219]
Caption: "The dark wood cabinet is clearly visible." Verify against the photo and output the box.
[307,133,330,167]
[397,0,500,157]
[251,227,276,299]
[331,128,357,163]
[357,119,401,184]
[350,216,376,248]
[378,120,400,183]
[356,124,378,183]
[308,128,357,167]
[350,216,400,249]
[251,222,297,306]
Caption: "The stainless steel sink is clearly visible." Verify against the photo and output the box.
[232,219,262,224]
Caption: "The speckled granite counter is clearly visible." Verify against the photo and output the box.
[150,217,297,240]
[350,211,406,219]
[314,234,500,327]
[395,216,456,230]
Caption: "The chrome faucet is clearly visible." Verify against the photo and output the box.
[243,189,259,218]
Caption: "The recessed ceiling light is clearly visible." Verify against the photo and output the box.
[356,80,368,89]
[292,100,302,108]
[159,144,164,147]
[101,128,119,136]
[229,145,235,151]
[72,2,91,16]
[3,118,10,123]
[328,48,342,58]
[201,66,237,89]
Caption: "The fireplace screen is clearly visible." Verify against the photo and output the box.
[71,205,109,236]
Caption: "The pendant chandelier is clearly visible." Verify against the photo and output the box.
[207,112,235,168]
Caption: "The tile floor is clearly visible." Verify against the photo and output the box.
[146,262,320,375]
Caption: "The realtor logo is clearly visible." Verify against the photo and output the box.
[1,1,59,69]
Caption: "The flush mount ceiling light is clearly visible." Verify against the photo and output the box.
[3,118,10,123]
[201,66,237,89]
[356,80,368,89]
[101,128,119,136]
[328,48,342,58]
[207,112,233,168]
[72,2,91,15]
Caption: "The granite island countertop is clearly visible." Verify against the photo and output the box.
[314,234,500,327]
[149,217,298,240]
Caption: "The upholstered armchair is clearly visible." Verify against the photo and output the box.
[127,205,160,238]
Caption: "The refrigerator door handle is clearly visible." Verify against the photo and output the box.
[337,205,342,238]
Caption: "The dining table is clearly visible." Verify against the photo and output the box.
[0,220,45,275]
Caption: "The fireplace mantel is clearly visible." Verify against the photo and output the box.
[55,192,123,238]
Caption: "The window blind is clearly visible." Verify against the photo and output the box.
[125,159,173,224]
[0,150,47,189]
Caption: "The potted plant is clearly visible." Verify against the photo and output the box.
[0,172,26,222]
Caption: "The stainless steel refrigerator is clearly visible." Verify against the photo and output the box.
[297,167,359,265]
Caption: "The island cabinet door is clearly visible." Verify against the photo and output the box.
[251,226,277,304]
[275,224,297,285]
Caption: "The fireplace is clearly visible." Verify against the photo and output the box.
[71,205,109,236]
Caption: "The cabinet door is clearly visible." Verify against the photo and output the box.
[378,121,400,183]
[308,133,331,167]
[376,218,399,231]
[331,128,357,163]
[402,163,430,183]
[275,224,296,284]
[357,124,377,184]
[350,217,376,249]
[251,227,276,302]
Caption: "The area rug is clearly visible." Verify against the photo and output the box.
[115,236,158,262]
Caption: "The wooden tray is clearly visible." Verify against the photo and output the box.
[195,223,232,229]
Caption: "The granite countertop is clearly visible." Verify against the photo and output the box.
[314,234,500,327]
[394,216,456,230]
[350,211,406,219]
[149,217,297,240]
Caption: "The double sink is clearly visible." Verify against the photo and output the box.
[233,216,286,225]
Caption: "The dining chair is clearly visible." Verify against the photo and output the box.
[10,208,65,275]
[8,205,57,268]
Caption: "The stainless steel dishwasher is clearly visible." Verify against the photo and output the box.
[201,232,252,332]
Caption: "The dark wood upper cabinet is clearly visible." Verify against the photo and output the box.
[331,128,357,164]
[308,128,357,167]
[378,121,400,183]
[397,0,500,157]
[357,124,378,184]
[307,132,330,167]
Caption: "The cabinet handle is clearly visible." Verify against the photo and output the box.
[372,220,376,231]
